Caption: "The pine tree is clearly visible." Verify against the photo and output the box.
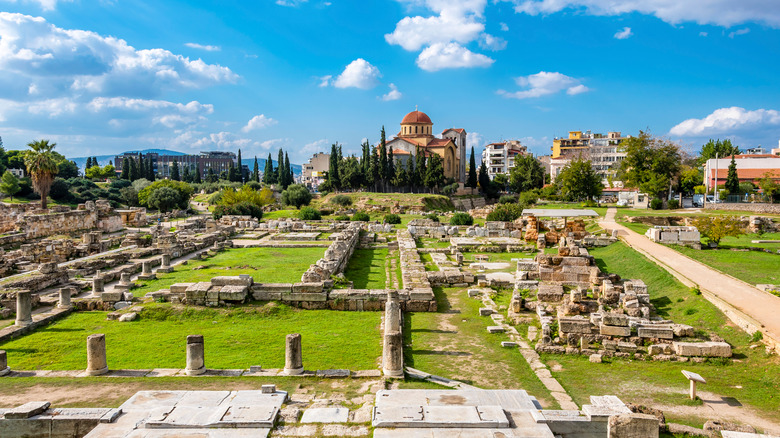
[467,146,477,189]
[263,153,274,184]
[121,157,129,180]
[194,163,202,183]
[147,156,155,181]
[725,154,740,194]
[128,157,138,181]
[387,148,395,191]
[171,160,180,181]
[253,157,260,182]
[1,170,20,201]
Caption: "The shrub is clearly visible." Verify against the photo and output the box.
[49,178,70,200]
[351,211,370,222]
[580,200,598,208]
[424,213,439,222]
[441,182,459,196]
[450,212,474,226]
[691,216,744,245]
[498,195,516,204]
[207,191,223,205]
[220,185,274,207]
[147,186,182,213]
[298,206,321,220]
[650,198,663,210]
[212,201,263,220]
[120,186,139,206]
[486,203,523,222]
[518,191,538,206]
[245,181,262,191]
[667,199,680,209]
[384,213,401,224]
[751,331,764,342]
[334,214,350,221]
[331,194,353,207]
[110,179,132,189]
[319,208,333,216]
[138,180,193,209]
[281,184,312,208]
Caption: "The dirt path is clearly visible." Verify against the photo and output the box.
[600,208,780,349]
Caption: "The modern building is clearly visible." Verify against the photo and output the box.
[301,152,330,190]
[384,110,467,183]
[114,151,238,179]
[771,140,780,156]
[481,140,528,179]
[550,131,628,183]
[703,154,780,192]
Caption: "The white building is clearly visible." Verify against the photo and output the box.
[301,152,330,190]
[481,140,527,179]
[703,154,780,193]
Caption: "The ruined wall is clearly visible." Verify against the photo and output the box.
[704,202,780,214]
[300,223,361,282]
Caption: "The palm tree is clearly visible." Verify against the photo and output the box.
[24,139,59,210]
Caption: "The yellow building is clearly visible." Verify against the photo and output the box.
[552,131,589,159]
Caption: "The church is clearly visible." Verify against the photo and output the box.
[384,109,467,183]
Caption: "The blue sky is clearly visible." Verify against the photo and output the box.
[1,0,779,163]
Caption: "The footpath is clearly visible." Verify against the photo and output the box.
[599,208,780,350]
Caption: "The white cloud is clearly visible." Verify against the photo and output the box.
[332,58,382,89]
[498,71,589,99]
[500,22,509,31]
[1,0,71,11]
[189,131,253,151]
[466,131,485,150]
[699,31,708,36]
[614,27,633,39]
[275,0,307,6]
[241,114,277,133]
[728,27,750,38]
[416,42,494,71]
[260,138,291,150]
[385,13,485,51]
[479,33,508,51]
[381,83,403,101]
[185,42,221,51]
[302,139,330,154]
[669,107,780,137]
[509,0,780,28]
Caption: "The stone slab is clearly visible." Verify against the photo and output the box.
[300,407,349,424]
[4,401,51,419]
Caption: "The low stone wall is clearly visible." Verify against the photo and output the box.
[705,202,780,214]
[300,223,361,282]
[645,226,701,249]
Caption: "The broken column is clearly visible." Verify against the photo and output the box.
[385,291,401,334]
[86,334,108,376]
[138,261,156,280]
[92,273,104,297]
[284,333,303,375]
[0,350,10,376]
[185,335,206,376]
[158,254,174,273]
[382,330,404,378]
[58,287,73,309]
[14,290,33,327]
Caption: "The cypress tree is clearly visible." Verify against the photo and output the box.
[237,149,244,183]
[425,154,445,192]
[276,149,284,186]
[478,159,490,194]
[128,157,138,181]
[147,156,155,181]
[171,160,180,181]
[328,143,341,191]
[263,153,274,184]
[194,163,202,183]
[253,157,260,182]
[139,155,146,179]
[725,154,740,194]
[379,127,388,191]
[387,148,395,190]
[467,146,477,189]
[182,166,190,183]
[121,157,129,180]
[206,167,216,183]
[415,149,427,193]
[284,152,292,188]
[86,157,92,169]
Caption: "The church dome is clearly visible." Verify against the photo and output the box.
[401,110,432,125]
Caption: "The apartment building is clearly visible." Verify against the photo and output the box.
[550,131,628,183]
[301,152,330,189]
[481,140,528,179]
[114,151,238,179]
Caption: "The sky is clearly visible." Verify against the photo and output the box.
[1,0,779,164]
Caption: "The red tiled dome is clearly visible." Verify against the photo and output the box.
[401,110,432,125]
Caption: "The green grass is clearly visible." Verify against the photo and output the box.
[619,220,652,235]
[262,209,300,220]
[545,242,780,425]
[343,248,388,289]
[419,252,439,271]
[534,202,608,217]
[0,304,382,371]
[416,238,451,249]
[671,245,780,285]
[404,287,558,408]
[132,247,324,297]
[714,232,780,250]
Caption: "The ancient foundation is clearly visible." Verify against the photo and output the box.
[284,333,303,375]
[86,334,108,376]
[185,335,206,376]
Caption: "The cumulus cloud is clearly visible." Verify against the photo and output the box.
[332,58,382,89]
[275,0,307,6]
[498,71,589,99]
[614,27,633,39]
[508,0,780,28]
[699,31,708,36]
[386,0,495,70]
[500,22,509,31]
[416,42,494,71]
[241,114,277,133]
[669,107,780,137]
[466,131,485,150]
[301,139,330,154]
[381,83,403,101]
[185,42,221,51]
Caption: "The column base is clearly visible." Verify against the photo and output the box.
[283,367,303,376]
[86,366,109,376]
[15,319,33,328]
[58,305,73,310]
[0,367,10,377]
[157,267,174,274]
[382,368,404,378]
[185,367,206,376]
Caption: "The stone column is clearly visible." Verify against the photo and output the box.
[185,335,206,376]
[161,254,171,266]
[86,334,108,376]
[142,261,151,275]
[0,350,10,376]
[14,291,33,327]
[120,273,131,285]
[58,287,72,309]
[284,333,303,375]
[92,276,104,296]
[384,296,401,335]
[382,331,404,378]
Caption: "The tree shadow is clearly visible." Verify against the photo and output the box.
[432,287,451,313]
[411,328,457,334]
[410,349,471,357]
[650,296,672,318]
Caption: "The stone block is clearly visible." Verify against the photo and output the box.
[219,285,249,301]
[672,324,695,337]
[608,413,659,438]
[293,282,324,294]
[558,317,592,334]
[286,293,327,302]
[602,313,629,327]
[673,341,732,357]
[616,342,637,353]
[479,308,494,316]
[101,292,123,303]
[638,327,674,340]
[589,354,602,363]
[4,401,51,419]
[537,284,565,302]
[600,324,630,337]
[211,275,253,287]
[487,326,505,333]
[170,283,195,294]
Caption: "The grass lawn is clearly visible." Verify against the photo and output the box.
[404,287,559,409]
[671,245,780,286]
[544,242,780,427]
[535,202,608,217]
[343,248,388,289]
[262,209,300,220]
[0,304,382,371]
[619,220,651,235]
[416,238,451,249]
[462,252,534,263]
[133,247,324,297]
[419,253,439,271]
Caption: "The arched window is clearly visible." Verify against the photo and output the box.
[415,126,418,134]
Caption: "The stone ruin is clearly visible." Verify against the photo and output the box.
[645,226,702,249]
[301,222,361,283]
[511,239,732,361]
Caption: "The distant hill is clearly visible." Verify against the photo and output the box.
[70,149,301,175]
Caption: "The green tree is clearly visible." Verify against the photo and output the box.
[139,155,146,180]
[366,145,377,190]
[276,149,285,186]
[182,165,191,183]
[340,156,362,190]
[263,153,274,184]
[147,186,181,212]
[170,160,180,181]
[237,149,244,183]
[759,172,779,203]
[478,159,490,195]
[0,170,20,200]
[206,167,218,183]
[23,139,59,209]
[58,160,79,179]
[387,147,395,189]
[692,216,744,246]
[283,152,292,188]
[467,146,477,190]
[725,155,739,194]
[509,155,545,193]
[253,156,260,182]
[128,157,138,181]
[425,154,445,192]
[194,163,202,184]
[392,158,408,190]
[228,161,241,182]
[327,143,341,191]
[147,156,155,181]
[85,164,116,180]
[557,158,603,201]
[379,127,388,190]
[699,139,740,165]
[121,157,130,180]
[281,184,312,208]
[619,131,681,199]
[415,149,427,193]
[678,166,703,194]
